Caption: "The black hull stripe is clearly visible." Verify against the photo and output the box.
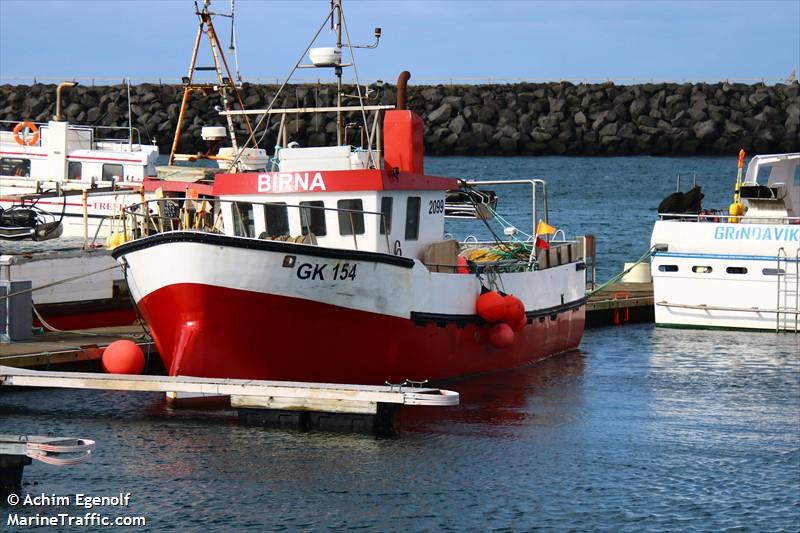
[111,231,417,268]
[410,296,588,327]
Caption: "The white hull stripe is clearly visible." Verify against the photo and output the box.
[112,231,416,268]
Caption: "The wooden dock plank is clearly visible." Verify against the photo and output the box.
[0,366,459,407]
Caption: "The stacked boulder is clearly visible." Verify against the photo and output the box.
[0,80,797,155]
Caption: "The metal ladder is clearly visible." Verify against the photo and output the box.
[776,247,800,333]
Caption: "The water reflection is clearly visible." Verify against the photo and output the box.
[398,349,586,432]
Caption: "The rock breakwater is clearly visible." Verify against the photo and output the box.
[1,81,797,156]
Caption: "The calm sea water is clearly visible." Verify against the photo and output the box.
[2,157,799,531]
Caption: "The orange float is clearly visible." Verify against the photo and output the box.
[488,322,515,348]
[12,121,39,146]
[102,340,145,374]
[476,289,505,322]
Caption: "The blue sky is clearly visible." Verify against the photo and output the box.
[1,0,798,84]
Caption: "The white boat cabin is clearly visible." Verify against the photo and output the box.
[740,152,800,220]
[0,119,158,194]
[213,144,456,260]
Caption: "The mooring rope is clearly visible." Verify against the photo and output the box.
[0,263,121,301]
[586,245,658,297]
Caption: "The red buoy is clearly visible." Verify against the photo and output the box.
[488,322,515,348]
[102,340,145,375]
[476,290,506,322]
[502,295,526,326]
[510,314,528,332]
[456,255,469,274]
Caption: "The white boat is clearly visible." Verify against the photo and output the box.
[651,152,800,332]
[111,0,588,384]
[0,82,160,241]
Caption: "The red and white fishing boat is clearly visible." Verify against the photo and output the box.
[111,1,587,384]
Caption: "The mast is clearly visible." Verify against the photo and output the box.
[334,0,343,146]
[168,0,255,167]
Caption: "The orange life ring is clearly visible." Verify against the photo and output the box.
[12,121,39,146]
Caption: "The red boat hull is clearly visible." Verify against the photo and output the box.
[138,282,585,384]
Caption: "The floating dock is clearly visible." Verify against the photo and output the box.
[0,365,459,434]
[586,282,654,328]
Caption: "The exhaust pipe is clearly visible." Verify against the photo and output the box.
[396,71,410,111]
[54,81,79,121]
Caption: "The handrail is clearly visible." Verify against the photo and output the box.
[0,120,147,148]
[658,213,800,223]
[463,179,548,236]
[121,197,393,253]
[220,104,395,116]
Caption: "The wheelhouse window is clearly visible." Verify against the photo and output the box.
[726,266,748,274]
[379,197,393,235]
[337,199,365,236]
[264,202,290,237]
[102,163,124,182]
[658,265,678,272]
[405,196,421,240]
[300,201,327,237]
[692,266,713,273]
[232,202,255,237]
[68,161,82,180]
[762,268,785,276]
[0,158,31,177]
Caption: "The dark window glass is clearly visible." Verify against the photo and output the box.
[68,161,82,180]
[232,202,255,237]
[380,197,393,235]
[762,268,785,276]
[658,265,678,272]
[1,158,31,177]
[102,164,124,181]
[264,202,289,237]
[726,266,748,274]
[337,199,365,236]
[300,201,327,237]
[405,196,421,240]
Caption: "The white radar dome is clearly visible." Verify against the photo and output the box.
[309,47,341,67]
[201,126,227,141]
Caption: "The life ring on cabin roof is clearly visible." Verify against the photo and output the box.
[12,121,39,146]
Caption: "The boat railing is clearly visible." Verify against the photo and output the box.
[119,197,392,253]
[462,179,549,236]
[658,212,800,224]
[221,104,394,167]
[0,120,147,151]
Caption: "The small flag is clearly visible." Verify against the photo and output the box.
[536,220,556,235]
[535,236,550,250]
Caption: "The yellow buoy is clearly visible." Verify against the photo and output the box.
[105,231,128,250]
[728,201,744,223]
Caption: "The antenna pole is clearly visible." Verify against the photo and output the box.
[335,0,343,145]
[126,80,133,150]
[168,15,203,165]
